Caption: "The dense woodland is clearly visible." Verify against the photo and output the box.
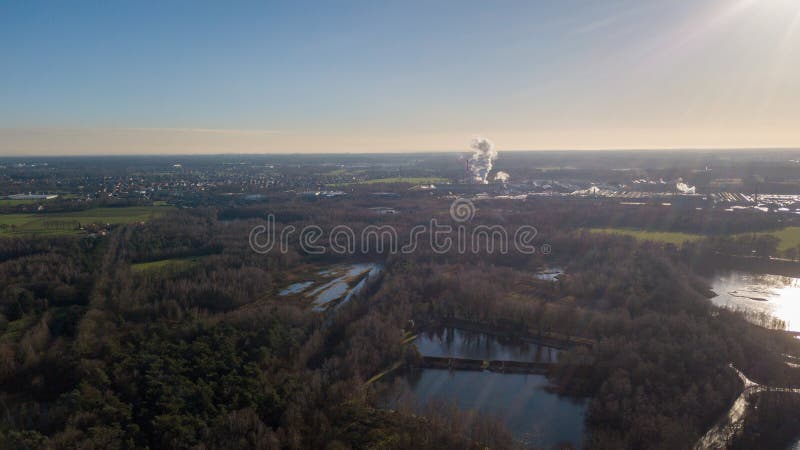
[1,194,800,449]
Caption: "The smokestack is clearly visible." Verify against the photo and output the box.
[468,137,498,184]
[458,154,470,180]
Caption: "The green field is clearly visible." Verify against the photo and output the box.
[0,206,173,237]
[329,176,449,187]
[0,199,42,206]
[587,228,704,245]
[131,256,202,273]
[361,177,448,185]
[754,227,800,252]
[0,195,76,206]
[588,226,800,252]
[325,168,359,176]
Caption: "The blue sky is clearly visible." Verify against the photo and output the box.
[2,0,800,154]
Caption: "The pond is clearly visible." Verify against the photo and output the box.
[278,281,314,296]
[384,328,583,447]
[707,271,800,332]
[387,369,587,449]
[334,264,382,310]
[276,263,382,311]
[309,263,382,311]
[534,267,564,282]
[416,327,560,363]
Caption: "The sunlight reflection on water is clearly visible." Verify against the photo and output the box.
[709,271,800,331]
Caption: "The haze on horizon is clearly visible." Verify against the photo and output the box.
[2,0,800,155]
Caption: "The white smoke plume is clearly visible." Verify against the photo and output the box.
[494,171,510,182]
[468,137,498,184]
[676,181,696,194]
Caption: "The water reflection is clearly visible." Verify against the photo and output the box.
[416,327,559,362]
[534,267,564,282]
[278,281,314,296]
[393,368,586,449]
[708,271,800,331]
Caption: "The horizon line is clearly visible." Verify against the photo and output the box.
[2,146,800,158]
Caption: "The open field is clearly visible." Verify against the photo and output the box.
[0,206,173,237]
[131,256,203,273]
[326,177,447,187]
[362,177,448,185]
[325,168,362,176]
[588,227,800,252]
[331,176,449,186]
[0,194,82,206]
[587,228,703,245]
[0,199,43,206]
[756,227,800,253]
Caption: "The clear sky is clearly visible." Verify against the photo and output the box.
[2,0,800,154]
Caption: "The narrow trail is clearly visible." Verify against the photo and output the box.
[695,365,800,449]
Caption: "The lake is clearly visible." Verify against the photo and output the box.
[708,270,800,332]
[416,327,560,362]
[389,368,587,449]
[387,328,583,448]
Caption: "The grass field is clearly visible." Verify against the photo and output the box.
[361,177,448,185]
[329,176,449,187]
[0,194,78,206]
[325,168,359,176]
[0,199,42,206]
[131,256,202,273]
[0,206,173,237]
[588,226,800,252]
[753,227,800,252]
[587,228,704,245]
